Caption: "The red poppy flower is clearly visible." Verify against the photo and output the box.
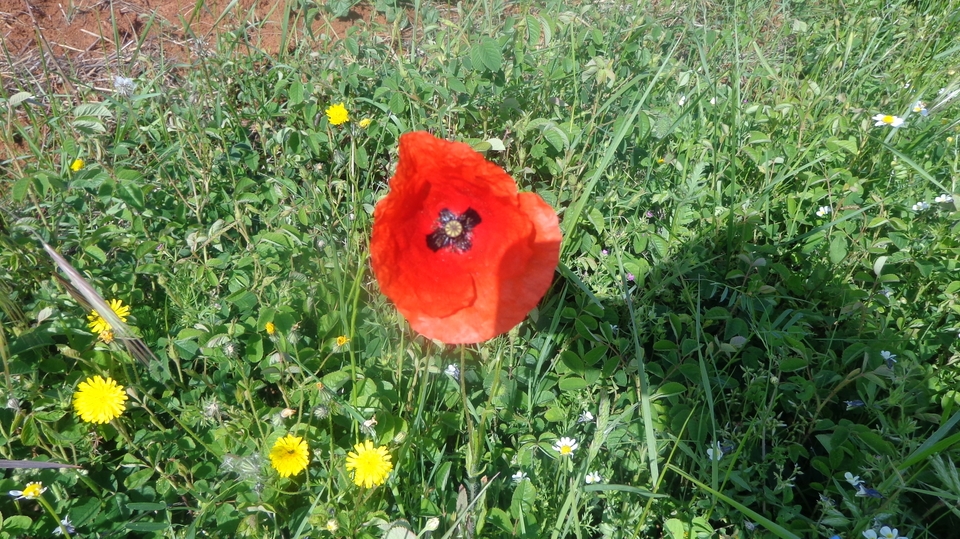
[370,131,562,344]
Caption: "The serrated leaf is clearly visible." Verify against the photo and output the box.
[471,37,502,72]
[8,91,34,106]
[73,103,113,118]
[288,81,304,105]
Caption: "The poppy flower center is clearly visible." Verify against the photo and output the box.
[427,208,481,253]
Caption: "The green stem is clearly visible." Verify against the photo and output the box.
[36,494,69,537]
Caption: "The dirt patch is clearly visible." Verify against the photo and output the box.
[0,0,383,94]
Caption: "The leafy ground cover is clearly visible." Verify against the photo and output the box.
[2,0,960,537]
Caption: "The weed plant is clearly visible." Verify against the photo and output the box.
[2,0,960,537]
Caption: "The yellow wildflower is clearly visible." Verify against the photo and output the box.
[326,103,349,126]
[345,440,393,488]
[87,299,130,335]
[269,435,309,478]
[73,376,128,424]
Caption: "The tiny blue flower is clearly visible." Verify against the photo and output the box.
[844,471,864,486]
[856,483,884,498]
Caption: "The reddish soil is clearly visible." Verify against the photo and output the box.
[0,0,382,93]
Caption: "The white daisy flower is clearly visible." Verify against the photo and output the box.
[873,113,905,127]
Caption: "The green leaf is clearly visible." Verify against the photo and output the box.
[558,376,587,391]
[779,357,808,372]
[125,522,171,532]
[388,92,405,115]
[225,290,258,311]
[84,244,107,264]
[8,91,34,106]
[472,37,503,72]
[828,235,848,264]
[510,481,536,518]
[12,177,33,202]
[73,103,113,118]
[127,502,167,511]
[288,81,304,104]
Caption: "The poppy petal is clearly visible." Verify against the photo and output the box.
[370,131,561,344]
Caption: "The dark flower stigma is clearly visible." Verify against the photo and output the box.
[427,208,482,253]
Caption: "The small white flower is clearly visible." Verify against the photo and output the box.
[444,364,460,381]
[844,471,864,486]
[678,95,686,106]
[511,470,528,482]
[873,113,905,127]
[706,441,724,461]
[913,101,928,116]
[880,350,897,363]
[709,97,716,105]
[875,526,906,539]
[52,517,75,536]
[816,205,832,217]
[113,75,137,97]
[8,482,45,500]
[577,410,595,424]
[935,194,953,203]
[912,201,930,211]
[584,471,604,484]
[863,531,879,539]
[553,437,579,456]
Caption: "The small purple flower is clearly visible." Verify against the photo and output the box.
[645,210,654,218]
[626,273,635,282]
[601,249,608,256]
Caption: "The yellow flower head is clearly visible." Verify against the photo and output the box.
[70,159,85,172]
[9,481,46,500]
[265,322,276,335]
[345,440,393,488]
[73,376,127,424]
[326,103,349,126]
[87,299,130,335]
[359,118,372,129]
[336,335,350,347]
[98,330,114,344]
[269,434,309,478]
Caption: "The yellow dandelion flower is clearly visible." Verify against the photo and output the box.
[265,322,276,335]
[326,103,349,126]
[70,159,85,172]
[336,335,350,347]
[345,440,393,488]
[73,376,127,424]
[9,481,46,500]
[87,299,130,335]
[359,118,372,128]
[269,434,310,478]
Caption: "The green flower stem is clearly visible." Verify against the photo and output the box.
[36,494,69,537]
